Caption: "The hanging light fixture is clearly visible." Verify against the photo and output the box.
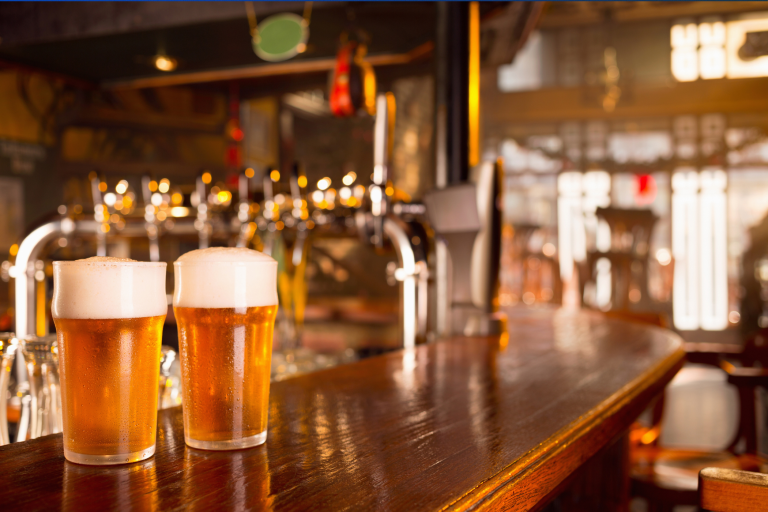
[245,2,312,62]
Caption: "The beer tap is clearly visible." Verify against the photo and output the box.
[140,175,161,262]
[370,93,395,248]
[261,171,276,256]
[89,173,107,257]
[353,92,427,349]
[195,172,210,250]
[235,170,255,248]
[289,163,309,266]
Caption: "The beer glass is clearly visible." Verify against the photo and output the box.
[52,257,167,465]
[173,247,277,450]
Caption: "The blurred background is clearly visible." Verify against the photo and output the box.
[1,1,768,374]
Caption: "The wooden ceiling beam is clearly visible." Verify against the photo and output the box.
[104,42,434,90]
[483,76,768,125]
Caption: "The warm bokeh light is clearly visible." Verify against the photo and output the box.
[201,172,212,184]
[115,180,129,195]
[9,244,18,257]
[317,177,331,190]
[170,206,190,217]
[217,190,232,204]
[148,180,158,192]
[270,170,280,182]
[154,55,178,72]
[245,168,255,178]
[103,192,116,206]
[298,175,307,188]
[325,189,337,208]
[385,186,394,196]
[342,172,357,186]
[98,181,107,192]
[171,192,183,205]
[158,179,170,194]
[656,248,672,266]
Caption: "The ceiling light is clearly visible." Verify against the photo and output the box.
[154,55,178,72]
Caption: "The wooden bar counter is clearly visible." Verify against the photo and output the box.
[0,309,684,511]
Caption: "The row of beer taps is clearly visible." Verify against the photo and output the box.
[7,93,428,346]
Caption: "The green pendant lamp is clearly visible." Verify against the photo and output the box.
[246,2,311,62]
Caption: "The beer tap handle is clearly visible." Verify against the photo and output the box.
[263,171,274,203]
[90,172,107,256]
[238,171,250,206]
[371,93,395,248]
[289,163,301,204]
[236,170,253,247]
[195,173,208,208]
[141,175,153,207]
[261,168,276,256]
[90,173,103,210]
[196,172,209,250]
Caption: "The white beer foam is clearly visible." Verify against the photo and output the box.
[173,248,277,309]
[52,257,167,320]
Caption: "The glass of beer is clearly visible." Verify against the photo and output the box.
[173,247,277,450]
[52,257,167,465]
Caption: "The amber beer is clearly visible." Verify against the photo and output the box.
[52,258,167,465]
[173,247,277,450]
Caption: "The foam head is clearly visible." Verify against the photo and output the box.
[52,257,167,319]
[173,248,277,309]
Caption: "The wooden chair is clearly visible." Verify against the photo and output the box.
[631,351,768,512]
[699,362,768,511]
[699,467,768,512]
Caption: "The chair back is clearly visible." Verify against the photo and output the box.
[659,365,739,451]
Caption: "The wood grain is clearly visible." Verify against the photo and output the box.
[0,309,683,511]
[699,467,768,512]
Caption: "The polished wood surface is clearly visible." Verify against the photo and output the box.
[0,309,683,511]
[699,467,768,512]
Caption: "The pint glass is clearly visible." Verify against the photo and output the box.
[52,257,167,465]
[173,247,277,450]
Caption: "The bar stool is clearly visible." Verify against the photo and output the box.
[630,339,768,511]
